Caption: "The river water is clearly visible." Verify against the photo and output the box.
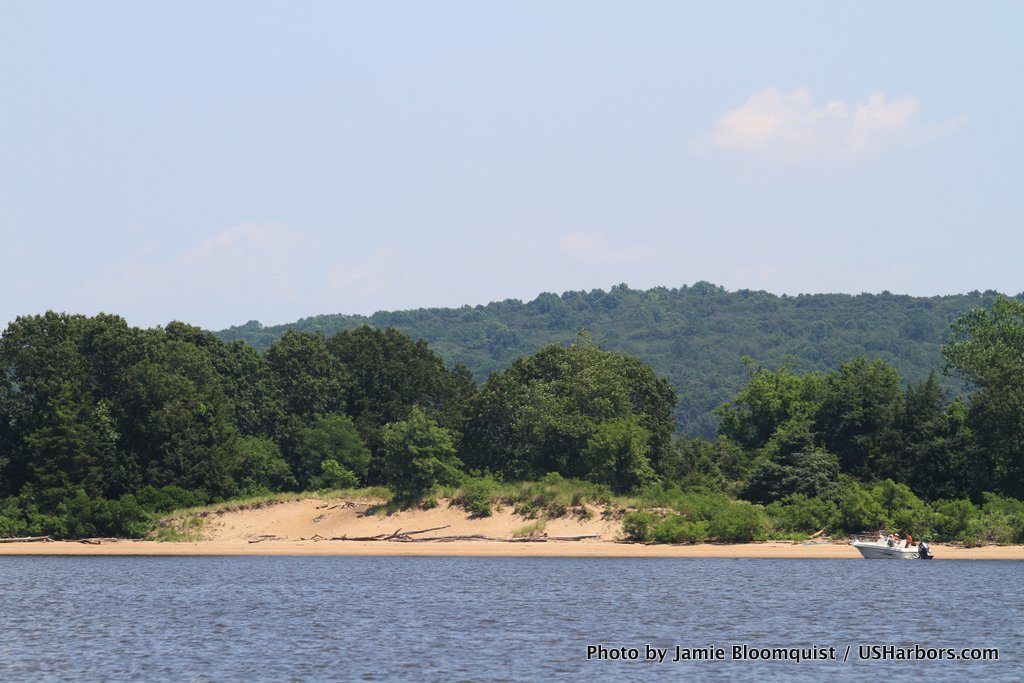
[0,557,1020,681]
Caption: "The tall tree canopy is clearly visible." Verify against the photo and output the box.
[0,314,478,535]
[943,298,1024,497]
[217,284,1019,437]
[459,336,676,486]
[327,326,475,473]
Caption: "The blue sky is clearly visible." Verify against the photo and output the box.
[2,2,1021,329]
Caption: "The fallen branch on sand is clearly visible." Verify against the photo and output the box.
[397,534,490,543]
[327,529,601,544]
[248,535,286,544]
[328,525,455,542]
[546,534,600,541]
[402,525,451,536]
[0,536,53,543]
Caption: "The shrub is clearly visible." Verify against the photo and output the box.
[637,484,685,508]
[890,504,937,541]
[872,479,924,517]
[983,496,1024,544]
[455,478,497,518]
[58,490,151,538]
[961,514,1018,546]
[622,511,653,542]
[708,502,770,542]
[512,520,547,538]
[931,499,976,539]
[833,481,887,532]
[546,502,568,518]
[134,485,209,514]
[650,515,708,544]
[870,479,933,538]
[767,494,837,533]
[670,491,734,522]
[513,499,539,519]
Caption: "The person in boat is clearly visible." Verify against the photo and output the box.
[905,533,914,547]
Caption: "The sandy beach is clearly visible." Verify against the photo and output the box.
[2,538,1023,559]
[1,496,1021,558]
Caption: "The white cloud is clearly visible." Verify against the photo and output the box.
[558,231,659,266]
[704,87,965,161]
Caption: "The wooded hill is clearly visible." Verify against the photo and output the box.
[216,283,1021,436]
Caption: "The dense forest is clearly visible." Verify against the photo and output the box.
[1,294,1022,544]
[216,283,1023,436]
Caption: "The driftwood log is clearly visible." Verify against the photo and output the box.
[0,536,53,543]
[327,530,600,543]
[402,525,451,536]
[329,525,455,542]
[248,535,286,544]
[398,534,490,543]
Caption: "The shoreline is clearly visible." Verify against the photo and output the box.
[2,540,1022,559]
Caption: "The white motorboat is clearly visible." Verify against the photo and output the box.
[850,533,933,560]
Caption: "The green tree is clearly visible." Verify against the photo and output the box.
[816,358,902,478]
[236,436,296,492]
[716,361,824,451]
[293,414,370,489]
[943,297,1024,497]
[893,377,976,501]
[460,337,675,484]
[742,447,840,504]
[27,398,106,506]
[382,406,462,497]
[327,326,475,475]
[216,285,1009,438]
[116,338,241,496]
[580,416,656,492]
[266,331,347,424]
[166,323,285,441]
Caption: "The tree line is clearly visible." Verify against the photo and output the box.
[0,297,1022,538]
[216,283,1024,437]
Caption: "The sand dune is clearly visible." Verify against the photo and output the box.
[197,497,622,543]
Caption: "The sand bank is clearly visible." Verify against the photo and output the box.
[1,497,1020,558]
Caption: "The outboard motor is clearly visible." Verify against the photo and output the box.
[917,541,933,560]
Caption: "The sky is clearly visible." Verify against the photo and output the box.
[2,1,1022,329]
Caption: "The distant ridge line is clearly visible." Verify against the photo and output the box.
[214,283,1019,437]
